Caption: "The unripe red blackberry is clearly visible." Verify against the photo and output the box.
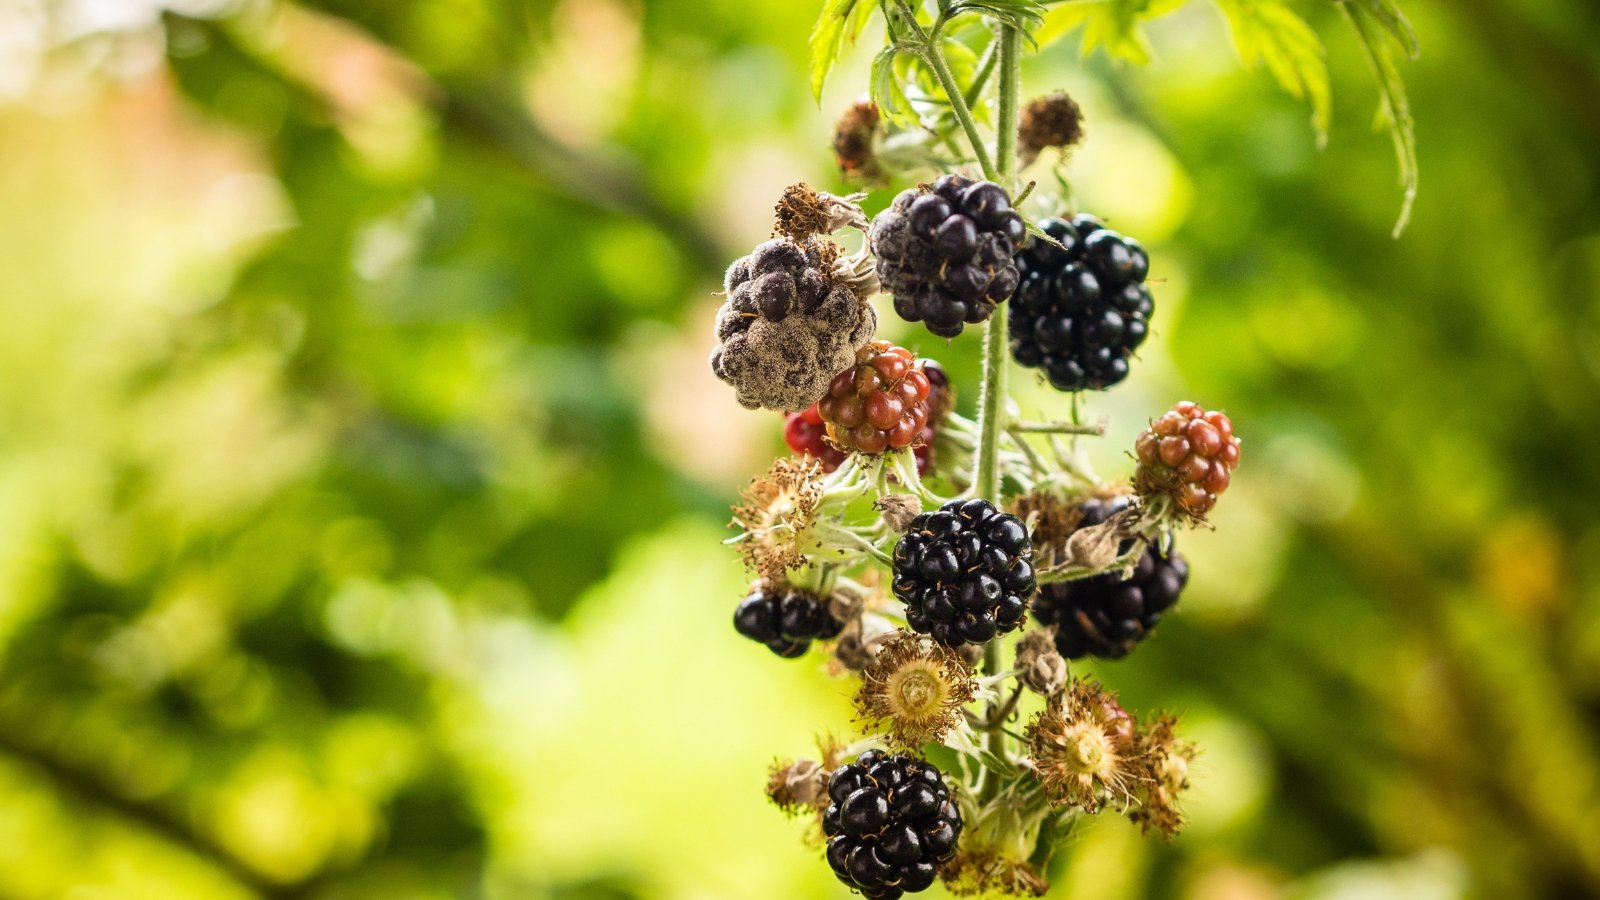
[870,175,1024,338]
[784,404,849,471]
[711,236,877,411]
[1032,496,1189,659]
[822,750,962,898]
[892,499,1036,648]
[733,584,845,658]
[1134,401,1241,518]
[1010,214,1153,391]
[818,341,933,455]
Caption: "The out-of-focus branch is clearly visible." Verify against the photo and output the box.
[438,85,727,273]
[0,722,300,899]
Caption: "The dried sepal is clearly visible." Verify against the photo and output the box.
[853,630,976,750]
[730,457,825,581]
[766,757,829,816]
[1014,628,1067,698]
[874,493,923,532]
[1128,715,1195,840]
[1024,679,1141,814]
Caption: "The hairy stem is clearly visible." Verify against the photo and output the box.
[919,40,998,181]
[977,22,1025,804]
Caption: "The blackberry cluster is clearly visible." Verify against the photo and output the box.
[1010,214,1153,391]
[823,751,962,899]
[892,499,1036,648]
[1134,401,1241,517]
[733,585,844,658]
[818,341,932,455]
[1031,497,1189,660]
[870,175,1024,338]
[712,236,877,411]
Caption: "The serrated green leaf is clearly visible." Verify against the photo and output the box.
[1216,0,1332,140]
[1036,0,1166,63]
[1342,0,1418,236]
[809,0,870,103]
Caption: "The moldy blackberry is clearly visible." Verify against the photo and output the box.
[711,236,877,411]
[1010,214,1153,391]
[823,750,962,898]
[892,499,1036,648]
[733,584,845,658]
[1031,496,1188,659]
[870,175,1024,338]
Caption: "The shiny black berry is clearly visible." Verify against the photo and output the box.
[732,585,844,658]
[892,499,1036,648]
[1031,496,1189,659]
[822,753,962,897]
[1009,214,1153,391]
[870,175,1025,338]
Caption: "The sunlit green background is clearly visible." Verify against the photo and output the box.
[0,1,1596,898]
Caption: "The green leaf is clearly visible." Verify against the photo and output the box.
[1215,0,1332,141]
[809,0,874,102]
[1036,0,1181,63]
[871,44,917,125]
[945,0,1047,40]
[1342,0,1418,236]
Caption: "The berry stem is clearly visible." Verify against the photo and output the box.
[1010,419,1107,435]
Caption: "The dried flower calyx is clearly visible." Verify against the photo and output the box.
[854,630,976,750]
[834,98,885,185]
[1025,679,1193,838]
[773,182,870,240]
[1013,628,1067,697]
[730,457,824,581]
[1018,91,1085,166]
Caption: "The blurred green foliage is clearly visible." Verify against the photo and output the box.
[0,1,1596,899]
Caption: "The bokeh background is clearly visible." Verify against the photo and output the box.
[1,1,1597,898]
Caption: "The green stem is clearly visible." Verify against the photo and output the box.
[996,24,1022,192]
[976,22,1025,806]
[963,39,1000,110]
[919,42,997,181]
[1010,420,1105,435]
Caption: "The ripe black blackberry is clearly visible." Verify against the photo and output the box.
[822,750,962,898]
[1010,213,1153,391]
[1032,496,1189,659]
[870,175,1025,338]
[892,499,1036,648]
[733,585,845,658]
